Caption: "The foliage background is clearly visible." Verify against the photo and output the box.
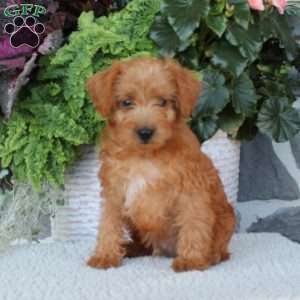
[150,0,300,143]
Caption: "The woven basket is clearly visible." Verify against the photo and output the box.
[50,146,101,240]
[202,131,240,204]
[51,131,240,240]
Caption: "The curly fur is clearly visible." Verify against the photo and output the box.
[86,57,235,272]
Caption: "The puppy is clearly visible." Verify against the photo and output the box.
[86,57,235,272]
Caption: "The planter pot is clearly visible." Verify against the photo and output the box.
[50,146,101,241]
[202,131,240,204]
[51,131,240,240]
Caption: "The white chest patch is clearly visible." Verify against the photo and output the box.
[125,177,147,208]
[124,161,160,209]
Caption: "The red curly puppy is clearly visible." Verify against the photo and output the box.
[86,57,235,272]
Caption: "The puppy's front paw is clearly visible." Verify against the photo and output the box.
[172,257,211,272]
[87,254,122,269]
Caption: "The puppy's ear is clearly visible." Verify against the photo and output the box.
[165,59,201,118]
[86,63,122,118]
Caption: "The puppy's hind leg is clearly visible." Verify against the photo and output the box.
[212,203,236,265]
[172,191,215,272]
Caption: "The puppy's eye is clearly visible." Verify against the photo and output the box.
[119,99,134,108]
[158,98,167,107]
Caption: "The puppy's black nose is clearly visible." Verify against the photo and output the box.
[137,127,155,143]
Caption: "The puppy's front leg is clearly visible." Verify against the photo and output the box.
[87,195,125,269]
[172,191,215,272]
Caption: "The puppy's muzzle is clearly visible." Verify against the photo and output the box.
[136,127,155,144]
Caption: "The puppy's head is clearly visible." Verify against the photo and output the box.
[86,57,201,150]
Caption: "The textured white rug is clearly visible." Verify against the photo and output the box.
[1,233,300,300]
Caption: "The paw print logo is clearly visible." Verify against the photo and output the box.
[4,16,45,48]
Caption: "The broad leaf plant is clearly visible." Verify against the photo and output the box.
[150,0,300,142]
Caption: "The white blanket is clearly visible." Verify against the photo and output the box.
[1,233,300,300]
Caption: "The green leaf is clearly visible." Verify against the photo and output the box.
[230,0,250,29]
[285,4,300,16]
[259,15,275,41]
[44,141,67,186]
[206,15,227,37]
[260,78,290,99]
[257,98,300,142]
[226,23,262,62]
[49,83,61,97]
[161,0,210,41]
[24,136,52,190]
[191,115,218,142]
[150,15,182,57]
[13,149,26,166]
[78,11,95,30]
[232,73,257,115]
[210,0,225,15]
[194,68,230,115]
[268,12,298,61]
[211,41,248,76]
[1,154,12,168]
[218,104,245,137]
[178,46,200,69]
